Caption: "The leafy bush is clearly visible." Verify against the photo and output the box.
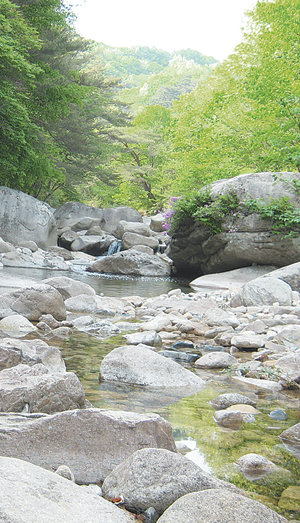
[245,197,300,238]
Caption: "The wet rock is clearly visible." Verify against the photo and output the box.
[102,448,237,516]
[172,340,195,350]
[100,345,205,389]
[213,410,244,430]
[0,457,134,523]
[87,250,171,277]
[156,488,287,523]
[159,350,199,364]
[0,363,85,413]
[280,423,300,447]
[0,409,175,483]
[124,331,162,347]
[42,276,96,299]
[0,314,37,334]
[269,409,287,421]
[71,234,115,255]
[236,453,278,480]
[232,376,282,392]
[194,352,237,369]
[210,393,257,410]
[278,486,300,511]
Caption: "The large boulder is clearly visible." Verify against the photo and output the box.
[0,338,66,373]
[102,207,143,234]
[238,277,293,306]
[122,232,159,251]
[157,489,287,523]
[114,220,151,239]
[102,448,237,516]
[0,363,85,413]
[100,345,205,390]
[168,172,300,275]
[0,457,134,523]
[261,261,300,292]
[0,187,57,248]
[0,409,176,482]
[54,202,104,230]
[88,250,171,277]
[42,276,95,299]
[3,283,66,321]
[70,234,115,255]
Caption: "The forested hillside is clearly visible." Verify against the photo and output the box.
[0,0,299,212]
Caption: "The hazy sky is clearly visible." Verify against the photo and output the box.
[68,0,258,61]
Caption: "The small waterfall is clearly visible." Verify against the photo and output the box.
[107,240,122,256]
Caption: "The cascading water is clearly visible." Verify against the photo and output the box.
[107,239,122,255]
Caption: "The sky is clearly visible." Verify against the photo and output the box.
[68,0,258,61]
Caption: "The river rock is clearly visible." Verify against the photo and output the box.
[88,250,171,277]
[203,308,240,327]
[239,277,293,306]
[65,295,125,316]
[157,488,287,523]
[236,453,279,480]
[0,237,15,253]
[114,220,151,239]
[150,214,165,232]
[0,187,57,248]
[0,248,69,270]
[0,457,134,523]
[140,313,172,332]
[280,423,300,447]
[47,245,75,260]
[0,338,65,373]
[7,283,66,321]
[124,331,162,347]
[272,325,300,348]
[232,376,282,392]
[122,232,159,251]
[213,410,244,429]
[69,216,102,232]
[102,448,237,516]
[231,332,266,349]
[100,345,205,389]
[262,262,300,292]
[0,314,37,334]
[210,393,257,410]
[0,363,85,413]
[59,229,79,249]
[42,276,96,299]
[55,464,75,482]
[0,409,175,483]
[275,353,300,382]
[129,245,154,255]
[195,352,237,369]
[71,234,115,255]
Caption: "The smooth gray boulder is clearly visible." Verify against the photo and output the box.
[54,202,104,229]
[239,277,293,306]
[261,262,300,291]
[0,237,15,253]
[124,331,162,347]
[150,214,165,232]
[100,345,205,389]
[102,207,143,234]
[231,332,266,349]
[88,250,171,277]
[0,457,134,523]
[129,245,154,255]
[236,453,279,480]
[6,283,66,321]
[0,338,65,373]
[0,248,69,270]
[102,448,237,516]
[114,220,151,239]
[42,276,95,299]
[210,393,256,410]
[65,295,125,315]
[157,489,287,523]
[0,187,57,248]
[0,314,37,334]
[0,409,175,483]
[275,353,300,382]
[194,352,237,369]
[280,423,300,447]
[0,363,85,413]
[122,232,159,251]
[203,308,240,327]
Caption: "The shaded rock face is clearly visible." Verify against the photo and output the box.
[0,187,57,249]
[157,489,287,523]
[0,409,176,483]
[0,457,134,523]
[102,448,237,516]
[167,172,300,275]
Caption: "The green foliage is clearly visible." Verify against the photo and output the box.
[245,196,300,238]
[170,190,239,234]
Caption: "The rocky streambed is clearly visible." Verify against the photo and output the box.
[0,247,299,521]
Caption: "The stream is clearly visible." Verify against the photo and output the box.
[2,265,300,518]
